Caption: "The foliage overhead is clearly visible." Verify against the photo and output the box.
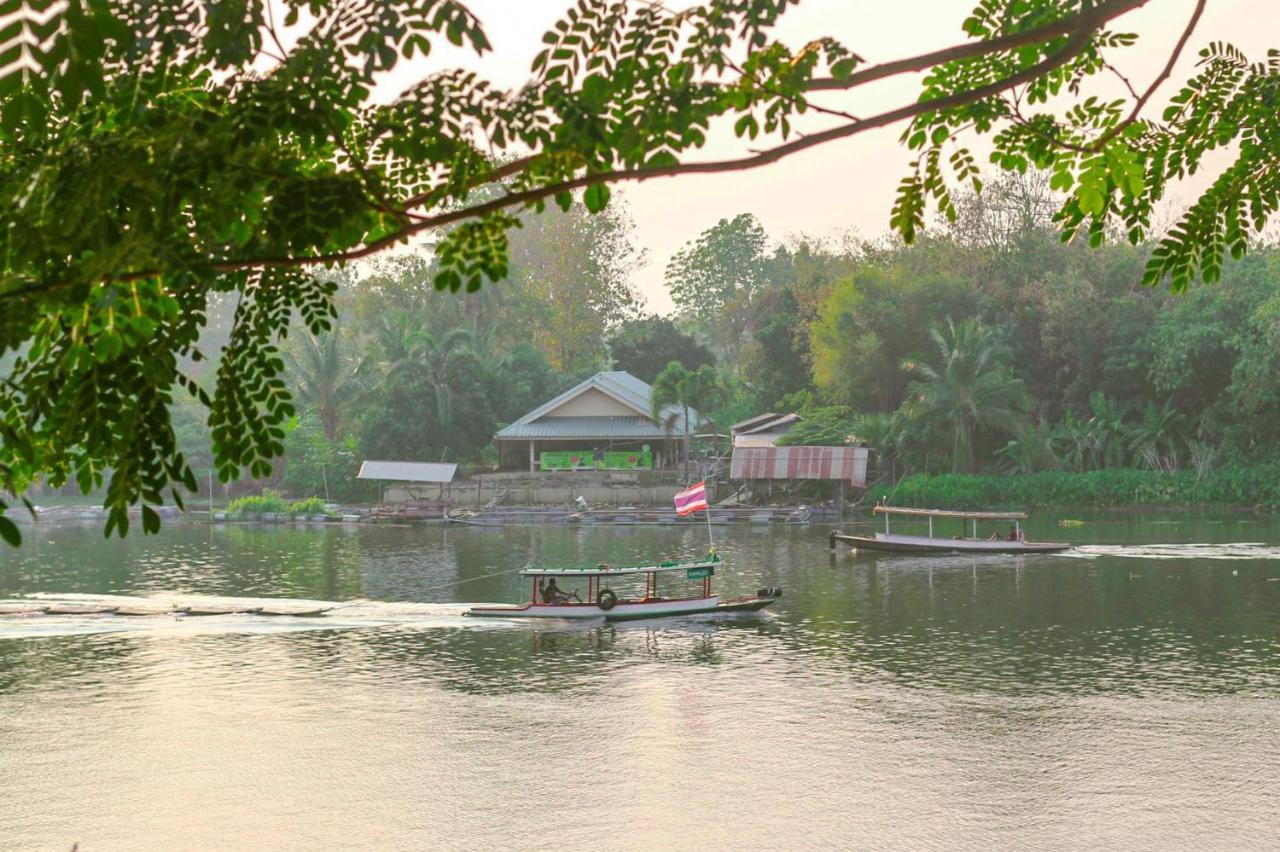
[2,0,1277,542]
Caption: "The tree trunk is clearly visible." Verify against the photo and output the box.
[682,403,690,481]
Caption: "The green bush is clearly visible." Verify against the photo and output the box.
[227,490,289,516]
[288,497,329,517]
[866,466,1280,509]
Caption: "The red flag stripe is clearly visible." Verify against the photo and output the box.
[674,481,708,515]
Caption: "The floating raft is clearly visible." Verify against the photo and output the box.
[114,606,190,617]
[183,606,264,616]
[0,602,332,618]
[257,606,331,617]
[0,604,49,615]
[44,604,119,615]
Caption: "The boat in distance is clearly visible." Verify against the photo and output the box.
[465,554,782,621]
[831,505,1072,554]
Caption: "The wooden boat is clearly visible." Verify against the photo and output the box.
[465,554,781,621]
[831,505,1072,554]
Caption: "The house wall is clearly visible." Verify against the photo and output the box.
[734,430,792,448]
[498,439,674,471]
[543,387,639,417]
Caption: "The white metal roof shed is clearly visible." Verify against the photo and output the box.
[357,461,458,483]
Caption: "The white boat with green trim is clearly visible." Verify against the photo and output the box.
[465,553,782,621]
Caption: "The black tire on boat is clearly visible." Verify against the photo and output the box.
[596,588,618,611]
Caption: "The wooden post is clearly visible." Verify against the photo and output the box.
[529,440,535,473]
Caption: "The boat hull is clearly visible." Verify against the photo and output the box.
[832,532,1071,554]
[466,593,779,621]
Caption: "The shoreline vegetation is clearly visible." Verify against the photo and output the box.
[865,467,1280,511]
[12,182,1280,543]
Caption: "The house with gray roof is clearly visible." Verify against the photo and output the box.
[495,371,699,472]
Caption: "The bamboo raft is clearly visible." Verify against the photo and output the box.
[0,603,333,618]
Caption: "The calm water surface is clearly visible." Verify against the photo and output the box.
[2,513,1279,850]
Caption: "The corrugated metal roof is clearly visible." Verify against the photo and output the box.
[495,416,673,440]
[357,460,457,483]
[730,446,869,485]
[496,371,697,440]
[732,412,782,433]
[734,412,803,436]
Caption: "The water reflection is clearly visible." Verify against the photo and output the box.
[1,516,1279,848]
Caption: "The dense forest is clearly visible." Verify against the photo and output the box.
[162,175,1280,504]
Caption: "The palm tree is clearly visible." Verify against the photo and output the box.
[1126,400,1185,470]
[411,327,484,430]
[850,411,904,481]
[285,331,369,441]
[1086,390,1131,469]
[901,318,1029,473]
[651,362,723,480]
[849,412,899,457]
[996,420,1062,474]
[1054,411,1092,472]
[370,311,424,376]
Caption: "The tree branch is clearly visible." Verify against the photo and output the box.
[1005,0,1204,156]
[0,0,1156,300]
[806,0,1153,91]
[1089,0,1205,150]
[405,0,1155,210]
[105,16,1098,280]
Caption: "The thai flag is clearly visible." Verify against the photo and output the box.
[674,481,708,516]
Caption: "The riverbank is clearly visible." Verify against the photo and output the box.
[866,467,1280,510]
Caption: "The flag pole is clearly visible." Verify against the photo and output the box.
[703,496,714,551]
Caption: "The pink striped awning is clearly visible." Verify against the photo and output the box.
[730,446,869,485]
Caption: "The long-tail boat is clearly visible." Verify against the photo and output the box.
[830,505,1072,554]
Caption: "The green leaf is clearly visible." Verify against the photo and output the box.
[583,183,610,214]
[0,516,20,548]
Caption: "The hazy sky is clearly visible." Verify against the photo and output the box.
[394,0,1273,313]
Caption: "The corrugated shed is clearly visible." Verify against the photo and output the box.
[492,416,673,440]
[730,446,869,485]
[357,460,458,483]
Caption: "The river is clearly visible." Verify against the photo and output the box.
[2,513,1279,849]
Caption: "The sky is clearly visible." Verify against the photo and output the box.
[389,0,1275,313]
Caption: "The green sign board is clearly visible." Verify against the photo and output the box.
[686,566,715,580]
[540,449,653,471]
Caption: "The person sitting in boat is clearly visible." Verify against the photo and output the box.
[539,578,579,604]
[1006,525,1025,542]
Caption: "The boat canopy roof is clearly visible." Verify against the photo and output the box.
[520,557,718,578]
[874,505,1027,520]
